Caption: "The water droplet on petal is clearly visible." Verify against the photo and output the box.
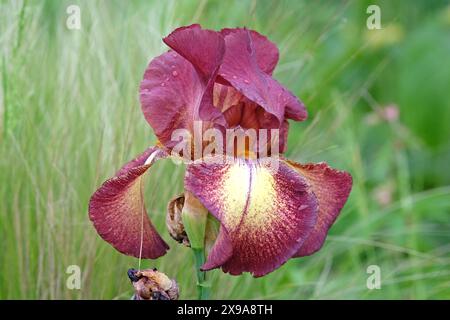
[161,82,166,87]
[244,79,250,84]
[172,70,178,77]
[232,75,238,79]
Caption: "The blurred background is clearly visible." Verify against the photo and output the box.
[0,0,449,299]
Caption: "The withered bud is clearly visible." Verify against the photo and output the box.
[166,194,190,247]
[128,268,179,300]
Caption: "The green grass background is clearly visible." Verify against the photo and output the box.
[1,0,449,299]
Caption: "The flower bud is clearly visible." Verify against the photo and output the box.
[181,191,208,250]
[166,194,190,246]
[167,192,221,253]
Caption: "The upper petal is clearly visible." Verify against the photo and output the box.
[163,24,226,124]
[185,157,318,277]
[140,52,201,149]
[89,147,169,259]
[164,24,225,83]
[140,25,225,149]
[221,28,279,75]
[285,161,353,257]
[219,29,307,124]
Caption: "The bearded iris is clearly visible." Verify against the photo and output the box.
[89,25,352,282]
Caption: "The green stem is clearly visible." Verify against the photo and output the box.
[193,248,209,300]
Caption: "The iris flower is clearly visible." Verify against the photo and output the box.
[89,25,352,277]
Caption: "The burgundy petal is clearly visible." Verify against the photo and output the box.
[219,29,307,124]
[140,25,225,149]
[221,28,279,75]
[164,24,224,83]
[202,225,233,271]
[163,24,226,124]
[286,161,353,257]
[185,157,318,277]
[89,146,169,259]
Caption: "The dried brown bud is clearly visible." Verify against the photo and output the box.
[128,268,179,300]
[166,194,190,246]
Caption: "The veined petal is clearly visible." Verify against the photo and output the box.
[212,83,288,153]
[219,29,307,124]
[185,157,318,277]
[213,84,277,129]
[286,161,353,257]
[221,28,279,75]
[213,83,242,115]
[89,147,169,259]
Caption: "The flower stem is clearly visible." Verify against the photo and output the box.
[193,248,209,300]
[181,192,210,300]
